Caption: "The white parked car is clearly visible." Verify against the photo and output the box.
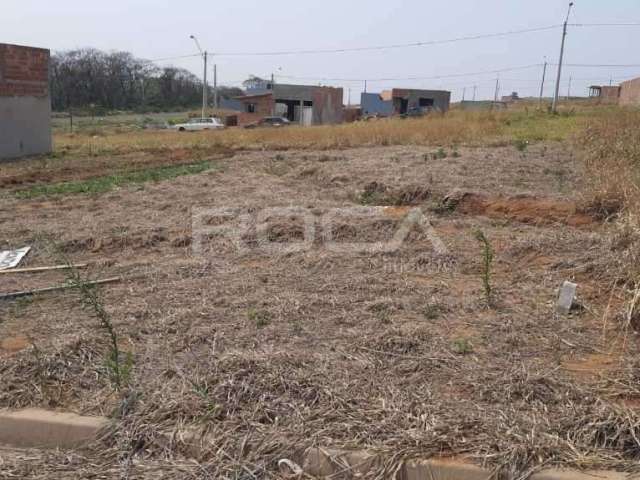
[174,118,224,131]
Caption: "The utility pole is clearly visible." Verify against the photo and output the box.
[567,76,572,100]
[213,64,218,109]
[494,77,500,102]
[462,87,466,102]
[190,35,208,118]
[552,2,574,113]
[202,51,208,117]
[270,73,276,115]
[364,80,367,93]
[348,88,351,107]
[473,85,477,101]
[539,58,548,107]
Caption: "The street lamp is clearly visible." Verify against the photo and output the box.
[190,35,208,119]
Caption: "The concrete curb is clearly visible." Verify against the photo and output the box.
[0,411,631,479]
[0,408,109,449]
[300,448,630,480]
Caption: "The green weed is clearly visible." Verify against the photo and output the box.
[474,229,494,307]
[452,338,474,355]
[63,263,133,390]
[15,160,215,198]
[432,147,448,160]
[248,308,272,328]
[514,139,529,152]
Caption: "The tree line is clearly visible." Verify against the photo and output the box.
[50,48,243,113]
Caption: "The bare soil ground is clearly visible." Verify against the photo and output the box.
[1,142,639,478]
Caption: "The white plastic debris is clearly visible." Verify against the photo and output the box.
[557,281,577,315]
[0,246,31,271]
[278,458,303,477]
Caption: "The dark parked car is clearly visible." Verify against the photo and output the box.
[400,107,426,118]
[244,116,291,129]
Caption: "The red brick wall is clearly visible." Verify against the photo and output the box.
[222,112,264,127]
[619,78,640,107]
[237,94,274,116]
[0,43,49,97]
[599,86,620,101]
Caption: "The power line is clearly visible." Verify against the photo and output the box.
[145,53,201,63]
[570,22,640,27]
[275,64,542,83]
[208,25,561,57]
[558,63,640,68]
[140,22,640,64]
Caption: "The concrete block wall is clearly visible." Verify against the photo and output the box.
[619,78,640,107]
[312,86,343,124]
[0,43,52,160]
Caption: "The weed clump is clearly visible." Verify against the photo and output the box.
[248,308,272,328]
[64,264,132,390]
[422,303,442,320]
[425,147,448,161]
[452,338,473,355]
[474,229,494,307]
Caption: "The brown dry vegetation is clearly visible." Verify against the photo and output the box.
[50,108,579,155]
[1,107,640,479]
[578,109,640,222]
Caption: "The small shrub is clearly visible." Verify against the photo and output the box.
[422,303,442,320]
[431,147,448,160]
[357,181,388,205]
[64,262,132,390]
[514,139,529,152]
[452,338,474,355]
[369,302,392,324]
[248,308,272,328]
[474,229,494,307]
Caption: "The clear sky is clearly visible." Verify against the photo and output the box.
[3,0,640,102]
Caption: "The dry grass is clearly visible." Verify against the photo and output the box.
[52,109,584,158]
[578,109,640,223]
[3,106,640,478]
[577,109,640,287]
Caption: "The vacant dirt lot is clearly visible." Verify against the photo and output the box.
[1,135,639,478]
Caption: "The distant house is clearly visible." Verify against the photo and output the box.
[589,80,640,107]
[501,92,520,103]
[361,88,450,117]
[229,83,344,126]
[588,85,621,103]
[0,43,51,160]
[619,78,640,107]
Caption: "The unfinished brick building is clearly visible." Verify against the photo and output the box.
[619,78,640,107]
[589,79,640,107]
[0,43,51,160]
[588,85,621,103]
[233,83,344,126]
